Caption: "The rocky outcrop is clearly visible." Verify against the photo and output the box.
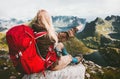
[83,60,120,79]
[22,63,85,79]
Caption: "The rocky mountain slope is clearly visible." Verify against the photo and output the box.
[76,15,120,67]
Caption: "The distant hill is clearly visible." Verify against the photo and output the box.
[0,16,86,32]
[52,16,86,32]
[0,18,30,32]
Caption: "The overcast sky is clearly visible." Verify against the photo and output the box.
[0,0,120,21]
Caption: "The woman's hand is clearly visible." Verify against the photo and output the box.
[76,24,84,33]
[76,24,83,31]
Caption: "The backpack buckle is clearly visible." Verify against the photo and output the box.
[19,51,22,56]
[15,51,22,58]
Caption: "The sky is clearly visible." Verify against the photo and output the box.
[0,0,120,21]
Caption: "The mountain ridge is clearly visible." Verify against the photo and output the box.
[0,16,86,32]
[76,15,120,67]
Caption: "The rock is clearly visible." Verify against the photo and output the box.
[3,67,8,70]
[90,70,96,74]
[98,69,104,74]
[95,64,102,69]
[85,73,90,78]
[9,76,16,79]
[106,66,116,70]
[22,63,85,79]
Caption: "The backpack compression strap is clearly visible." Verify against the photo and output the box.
[35,32,47,39]
[34,31,47,60]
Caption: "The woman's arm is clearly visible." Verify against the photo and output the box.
[58,25,83,42]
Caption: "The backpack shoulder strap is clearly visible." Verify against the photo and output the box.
[34,31,47,60]
[35,32,47,39]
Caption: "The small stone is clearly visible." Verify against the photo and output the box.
[95,64,102,69]
[90,70,96,74]
[11,72,14,74]
[98,69,104,74]
[85,73,90,78]
[9,76,16,79]
[17,72,21,75]
[3,67,8,70]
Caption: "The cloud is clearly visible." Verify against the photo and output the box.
[0,0,120,20]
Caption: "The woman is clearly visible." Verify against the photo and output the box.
[31,9,83,70]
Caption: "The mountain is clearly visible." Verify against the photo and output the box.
[105,15,120,32]
[76,15,120,67]
[0,18,29,32]
[105,15,120,40]
[0,27,7,32]
[52,16,86,32]
[0,16,86,32]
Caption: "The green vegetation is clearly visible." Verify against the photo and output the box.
[86,67,120,79]
[63,37,95,55]
[99,47,120,67]
[102,68,120,79]
[0,57,23,79]
[0,32,8,51]
[96,20,113,36]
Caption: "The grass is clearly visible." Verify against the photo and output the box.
[0,32,8,51]
[63,37,95,55]
[85,66,120,79]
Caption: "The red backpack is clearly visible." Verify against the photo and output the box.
[6,24,58,74]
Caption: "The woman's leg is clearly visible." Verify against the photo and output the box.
[55,42,80,64]
[62,47,80,64]
[61,47,68,55]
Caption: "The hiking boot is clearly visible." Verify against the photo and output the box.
[75,54,84,64]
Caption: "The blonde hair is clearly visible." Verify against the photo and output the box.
[27,16,37,27]
[37,9,58,46]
